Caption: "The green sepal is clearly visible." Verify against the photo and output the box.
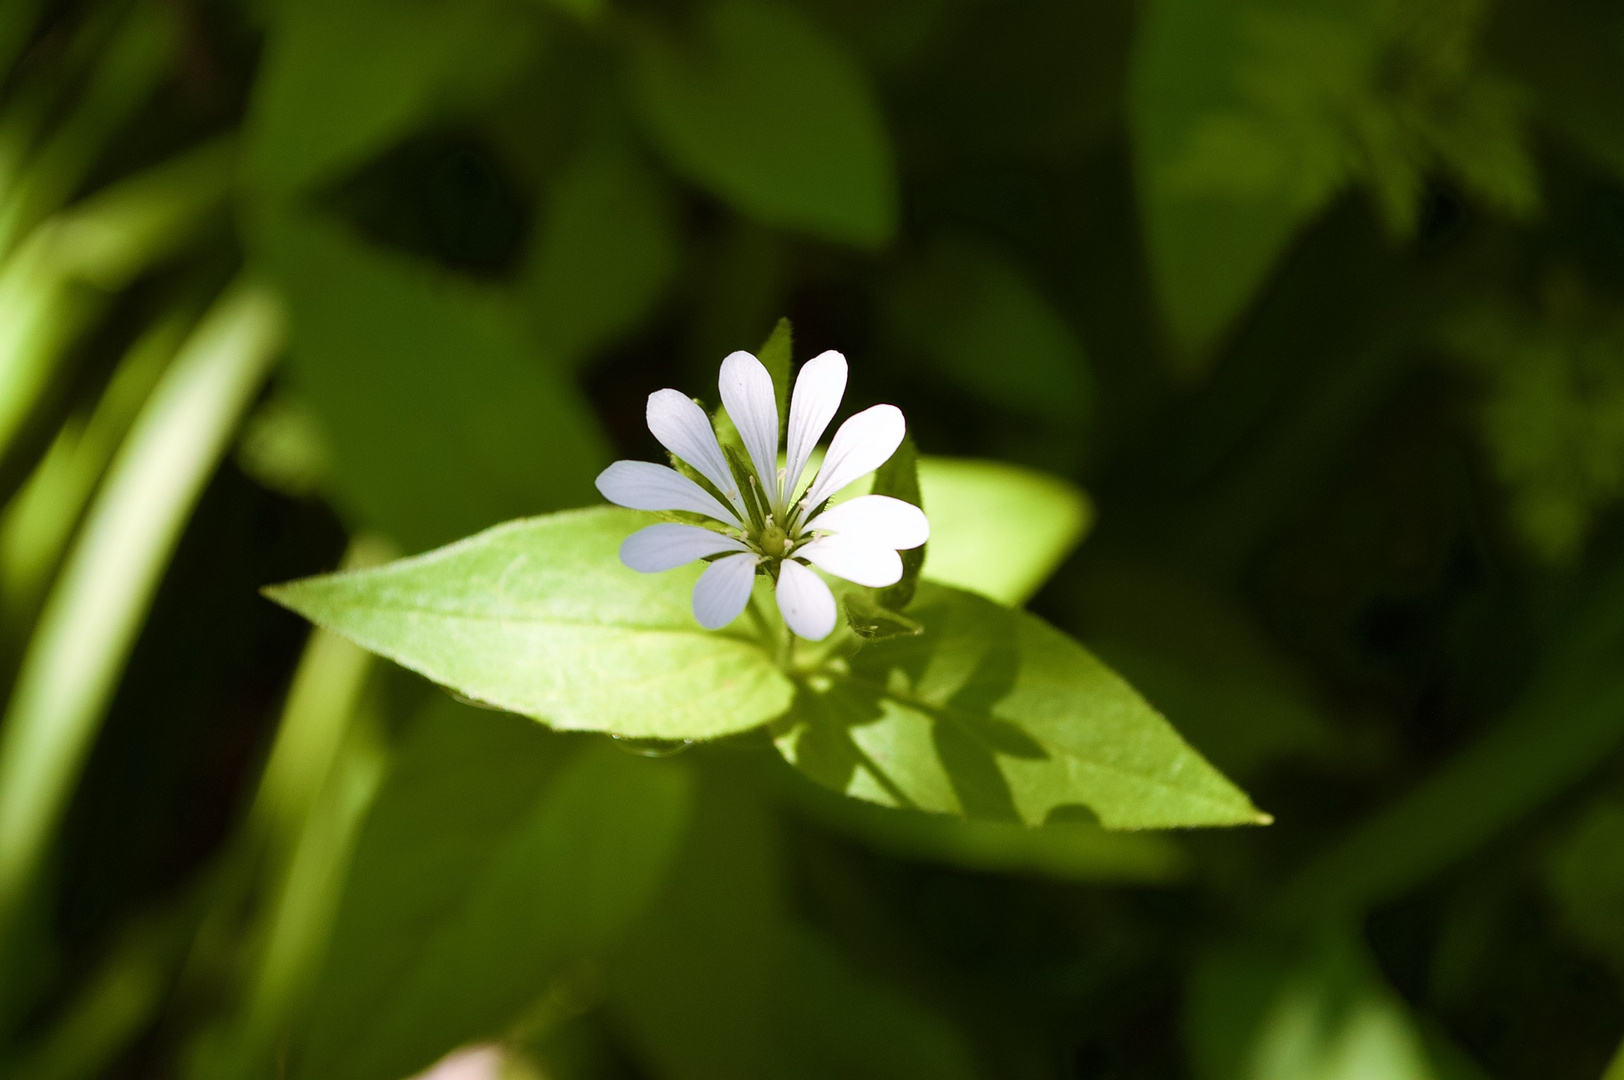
[757,316,793,430]
[724,443,769,531]
[712,399,747,458]
[666,449,737,521]
[843,590,924,641]
[869,433,924,611]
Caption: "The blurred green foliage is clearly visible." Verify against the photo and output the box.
[1,0,1624,1078]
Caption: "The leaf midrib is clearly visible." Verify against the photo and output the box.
[292,596,768,644]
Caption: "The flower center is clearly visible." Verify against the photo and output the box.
[758,521,789,558]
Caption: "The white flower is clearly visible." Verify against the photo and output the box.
[595,350,929,641]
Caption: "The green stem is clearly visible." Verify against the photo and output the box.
[746,593,773,646]
[779,623,795,672]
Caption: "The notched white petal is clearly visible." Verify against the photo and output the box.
[692,552,760,629]
[803,494,928,549]
[620,523,747,573]
[775,559,838,641]
[784,350,847,505]
[796,536,903,588]
[646,389,742,510]
[718,351,780,508]
[802,404,905,510]
[595,460,741,527]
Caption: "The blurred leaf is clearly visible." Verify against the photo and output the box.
[757,317,792,430]
[0,1,177,259]
[259,213,609,552]
[265,507,795,740]
[234,392,331,499]
[11,908,189,1080]
[608,766,973,1080]
[1131,0,1535,358]
[1130,0,1332,357]
[784,773,1191,883]
[887,239,1092,421]
[295,703,693,1080]
[1545,800,1624,974]
[775,923,976,1080]
[199,703,387,1080]
[1607,1039,1624,1080]
[520,140,678,369]
[773,582,1266,828]
[1071,558,1338,780]
[1441,281,1624,563]
[0,139,235,462]
[1491,0,1624,183]
[247,0,539,198]
[0,0,47,81]
[191,542,399,1080]
[606,767,781,1080]
[1280,562,1624,920]
[916,456,1091,606]
[0,280,282,953]
[1187,936,1455,1080]
[1,308,186,634]
[628,0,897,247]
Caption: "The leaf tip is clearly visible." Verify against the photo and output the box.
[259,575,323,620]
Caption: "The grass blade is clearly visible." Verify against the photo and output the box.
[0,279,283,949]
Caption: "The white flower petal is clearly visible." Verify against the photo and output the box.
[692,552,760,629]
[718,351,781,510]
[620,523,747,573]
[801,404,906,510]
[776,559,838,641]
[595,460,742,527]
[646,389,742,512]
[784,350,847,506]
[796,536,903,588]
[803,494,928,550]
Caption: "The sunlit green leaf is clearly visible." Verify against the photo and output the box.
[294,701,692,1080]
[916,457,1091,606]
[265,507,794,740]
[628,0,897,247]
[259,213,610,552]
[773,582,1265,828]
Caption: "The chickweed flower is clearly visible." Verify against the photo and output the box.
[595,350,929,641]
